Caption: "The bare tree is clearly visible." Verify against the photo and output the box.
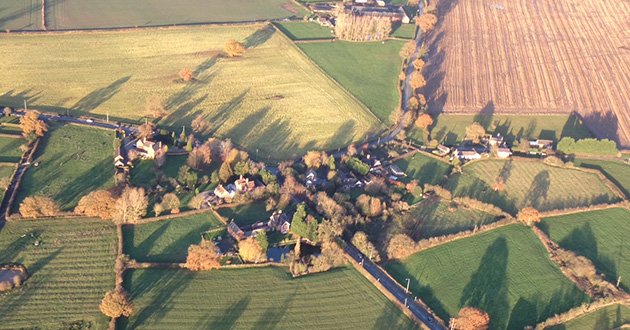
[112,187,148,224]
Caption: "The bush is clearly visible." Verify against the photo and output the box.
[346,157,369,176]
[19,196,59,218]
[557,137,618,156]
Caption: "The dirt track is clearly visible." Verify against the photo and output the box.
[425,0,630,146]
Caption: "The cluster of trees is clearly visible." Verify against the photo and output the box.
[19,196,59,218]
[19,110,48,140]
[185,240,221,271]
[335,13,392,41]
[73,187,148,224]
[557,137,619,156]
[416,5,438,33]
[450,307,490,330]
[516,207,540,226]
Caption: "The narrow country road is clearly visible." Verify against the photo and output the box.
[344,243,446,330]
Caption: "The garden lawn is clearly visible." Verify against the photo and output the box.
[46,0,306,30]
[120,266,416,329]
[393,199,500,240]
[217,201,271,226]
[394,152,451,185]
[123,212,224,263]
[0,25,379,160]
[548,304,630,330]
[0,217,116,329]
[446,159,619,215]
[385,224,589,330]
[13,124,114,211]
[391,23,416,39]
[275,21,334,40]
[0,136,23,162]
[539,207,630,291]
[574,158,630,198]
[0,0,42,31]
[299,40,405,123]
[411,113,592,145]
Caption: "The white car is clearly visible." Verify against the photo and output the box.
[85,119,94,123]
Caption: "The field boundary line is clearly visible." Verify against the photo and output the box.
[0,133,22,139]
[2,138,41,219]
[539,201,629,218]
[534,298,630,330]
[132,208,224,225]
[344,249,438,329]
[271,23,384,126]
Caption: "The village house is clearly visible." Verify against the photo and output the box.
[388,164,405,177]
[457,149,482,161]
[227,220,245,241]
[268,210,291,234]
[305,169,320,189]
[214,184,236,199]
[434,144,451,157]
[234,175,255,193]
[135,138,163,160]
[497,147,513,159]
[529,139,554,149]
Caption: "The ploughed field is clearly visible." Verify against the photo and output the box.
[0,218,117,329]
[385,224,589,330]
[446,159,620,215]
[539,207,630,291]
[119,267,416,329]
[425,0,630,146]
[0,24,380,160]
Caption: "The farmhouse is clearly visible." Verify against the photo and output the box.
[234,175,255,193]
[227,220,245,241]
[458,150,482,161]
[497,147,513,159]
[268,210,291,234]
[214,184,236,199]
[135,139,163,160]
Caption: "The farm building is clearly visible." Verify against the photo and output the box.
[496,148,513,159]
[135,139,163,160]
[227,220,245,240]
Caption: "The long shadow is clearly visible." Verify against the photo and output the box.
[124,222,171,260]
[581,111,620,145]
[447,173,516,214]
[54,156,115,210]
[523,170,550,209]
[473,101,495,130]
[244,25,275,49]
[561,112,594,140]
[72,76,131,112]
[506,298,537,330]
[497,159,513,184]
[459,237,510,329]
[0,2,41,30]
[193,55,220,77]
[207,296,251,328]
[251,289,295,330]
[327,120,357,151]
[225,106,272,143]
[29,248,63,275]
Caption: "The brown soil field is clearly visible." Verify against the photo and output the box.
[425,0,630,146]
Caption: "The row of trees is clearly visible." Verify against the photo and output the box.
[335,12,392,41]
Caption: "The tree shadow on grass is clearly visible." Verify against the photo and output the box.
[54,156,114,210]
[244,25,275,49]
[459,237,509,329]
[123,222,171,260]
[251,289,295,330]
[473,101,495,130]
[447,173,515,214]
[72,76,131,113]
[523,170,550,210]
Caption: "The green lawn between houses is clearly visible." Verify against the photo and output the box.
[391,23,416,39]
[298,40,405,124]
[275,21,334,40]
[217,201,272,227]
[548,304,630,330]
[574,158,630,198]
[385,224,589,330]
[0,217,116,330]
[13,124,115,212]
[119,266,416,329]
[123,212,224,263]
[446,159,619,215]
[539,207,630,291]
[409,113,593,146]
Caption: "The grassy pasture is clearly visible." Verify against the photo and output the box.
[548,304,630,330]
[13,124,114,211]
[385,224,589,330]
[275,21,334,40]
[391,23,416,39]
[123,212,224,263]
[410,113,593,145]
[0,0,42,31]
[217,201,271,226]
[0,25,379,160]
[120,266,416,329]
[299,40,405,123]
[0,136,23,162]
[46,0,306,30]
[0,164,16,200]
[574,158,630,198]
[539,207,630,291]
[446,159,619,215]
[0,217,116,329]
[392,199,500,240]
[394,152,451,185]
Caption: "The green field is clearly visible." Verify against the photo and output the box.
[385,224,589,330]
[539,207,630,291]
[0,164,16,200]
[299,40,404,123]
[0,124,23,135]
[0,0,43,31]
[120,266,416,329]
[0,136,23,162]
[392,199,500,240]
[0,217,116,329]
[447,159,619,215]
[13,124,114,211]
[123,212,224,263]
[394,152,451,185]
[47,0,304,30]
[275,21,334,40]
[574,158,630,198]
[0,25,379,160]
[549,304,630,330]
[217,202,271,226]
[391,24,416,39]
[411,113,593,145]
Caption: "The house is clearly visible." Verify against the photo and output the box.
[227,221,245,241]
[135,139,163,160]
[497,147,512,159]
[214,184,236,199]
[114,155,125,168]
[434,144,451,156]
[529,139,554,149]
[388,164,405,177]
[305,169,319,188]
[268,210,291,234]
[486,134,504,147]
[234,175,255,193]
[376,0,386,6]
[458,150,482,160]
